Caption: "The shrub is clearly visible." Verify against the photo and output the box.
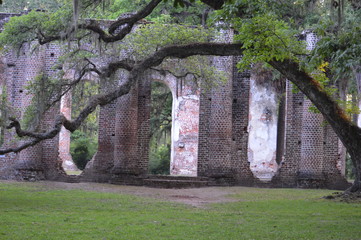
[70,130,97,170]
[149,144,170,175]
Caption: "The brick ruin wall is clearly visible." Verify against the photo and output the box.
[0,42,66,181]
[0,14,350,189]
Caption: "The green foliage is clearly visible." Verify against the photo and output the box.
[0,0,64,13]
[122,23,225,89]
[309,26,361,83]
[336,99,361,116]
[71,81,99,136]
[164,0,196,8]
[303,3,361,90]
[70,130,97,170]
[22,73,61,130]
[212,0,323,28]
[346,153,356,180]
[149,144,171,175]
[85,0,209,25]
[0,5,72,49]
[234,14,305,71]
[122,23,213,60]
[150,82,172,138]
[149,82,172,175]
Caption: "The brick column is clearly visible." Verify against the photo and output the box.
[197,84,211,177]
[206,55,234,177]
[273,81,303,187]
[298,99,325,180]
[15,44,45,180]
[0,53,18,179]
[323,124,349,189]
[113,81,140,175]
[82,101,116,181]
[136,73,151,174]
[231,57,253,184]
[41,43,64,179]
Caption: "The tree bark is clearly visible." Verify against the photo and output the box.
[270,60,361,192]
[4,19,361,191]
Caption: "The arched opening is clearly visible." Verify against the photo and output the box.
[148,81,172,175]
[147,72,200,177]
[60,80,99,175]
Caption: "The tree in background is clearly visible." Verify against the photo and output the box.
[0,0,63,12]
[70,80,99,170]
[70,130,97,170]
[149,82,172,175]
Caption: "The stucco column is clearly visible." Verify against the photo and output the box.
[247,78,279,182]
[59,90,78,171]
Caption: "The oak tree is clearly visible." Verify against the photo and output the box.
[0,0,360,193]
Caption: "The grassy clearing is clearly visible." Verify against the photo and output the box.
[65,170,82,176]
[0,182,360,240]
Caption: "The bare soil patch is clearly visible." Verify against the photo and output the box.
[1,180,241,207]
[323,191,361,203]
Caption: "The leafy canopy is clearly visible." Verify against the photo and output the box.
[0,4,73,49]
[233,13,305,71]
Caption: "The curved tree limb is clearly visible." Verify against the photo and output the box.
[0,42,243,155]
[108,0,162,35]
[3,35,361,192]
[1,115,65,154]
[3,40,360,192]
[37,0,163,45]
[270,60,361,192]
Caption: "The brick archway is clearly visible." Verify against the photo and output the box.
[150,71,200,176]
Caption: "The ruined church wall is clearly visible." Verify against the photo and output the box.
[247,74,279,182]
[148,70,200,176]
[230,57,254,184]
[198,29,237,180]
[41,43,65,179]
[0,13,349,189]
[2,45,45,180]
[0,42,65,180]
[198,53,253,183]
[110,71,151,176]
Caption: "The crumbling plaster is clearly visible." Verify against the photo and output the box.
[150,71,200,176]
[247,78,279,181]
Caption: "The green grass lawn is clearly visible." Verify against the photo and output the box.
[64,170,82,176]
[0,182,360,240]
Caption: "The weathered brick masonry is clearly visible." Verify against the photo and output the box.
[0,13,349,189]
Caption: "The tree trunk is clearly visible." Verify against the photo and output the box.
[348,149,361,192]
[270,60,361,192]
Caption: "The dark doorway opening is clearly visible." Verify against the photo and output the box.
[148,81,173,175]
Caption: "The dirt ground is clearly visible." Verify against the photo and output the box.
[1,180,243,207]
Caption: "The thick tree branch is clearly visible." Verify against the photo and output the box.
[269,60,361,148]
[270,59,361,192]
[0,115,65,154]
[37,0,163,45]
[102,59,135,77]
[200,0,225,9]
[6,40,359,191]
[108,0,162,35]
[1,42,243,154]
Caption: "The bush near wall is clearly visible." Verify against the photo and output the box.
[70,130,97,170]
[149,144,170,175]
